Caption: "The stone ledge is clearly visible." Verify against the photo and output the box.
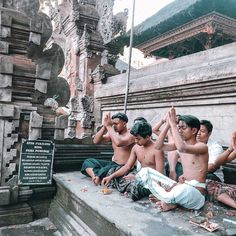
[49,172,236,236]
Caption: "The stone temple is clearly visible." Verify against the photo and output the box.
[0,0,235,235]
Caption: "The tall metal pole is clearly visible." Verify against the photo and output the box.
[123,0,135,114]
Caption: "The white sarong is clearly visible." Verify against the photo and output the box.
[136,167,205,210]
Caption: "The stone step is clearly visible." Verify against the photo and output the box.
[0,217,61,236]
[48,172,233,236]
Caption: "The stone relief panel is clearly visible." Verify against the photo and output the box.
[96,0,115,44]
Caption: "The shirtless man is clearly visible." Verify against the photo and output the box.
[81,112,135,185]
[207,131,236,209]
[102,121,164,200]
[197,120,224,182]
[136,107,208,211]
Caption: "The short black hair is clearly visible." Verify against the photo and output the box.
[200,120,213,133]
[133,117,147,123]
[130,122,152,138]
[179,115,200,131]
[112,112,128,123]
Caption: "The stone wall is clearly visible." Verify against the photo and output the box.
[95,42,236,146]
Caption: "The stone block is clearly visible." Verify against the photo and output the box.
[0,58,13,74]
[29,111,43,128]
[0,26,11,38]
[29,32,41,45]
[0,104,14,117]
[36,63,52,80]
[0,203,33,227]
[0,11,12,27]
[0,41,9,54]
[55,115,68,129]
[29,112,43,140]
[34,78,47,93]
[54,129,64,140]
[0,88,11,102]
[30,19,43,33]
[0,74,12,87]
[0,186,10,205]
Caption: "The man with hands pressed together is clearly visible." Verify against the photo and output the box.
[81,112,135,185]
[102,121,164,200]
[136,107,208,211]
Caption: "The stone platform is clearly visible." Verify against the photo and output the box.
[49,172,236,236]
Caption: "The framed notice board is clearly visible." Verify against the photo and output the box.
[18,140,54,185]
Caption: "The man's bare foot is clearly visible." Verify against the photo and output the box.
[123,191,129,198]
[92,176,101,185]
[156,201,177,212]
[149,194,160,203]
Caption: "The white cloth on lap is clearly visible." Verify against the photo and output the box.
[136,167,205,210]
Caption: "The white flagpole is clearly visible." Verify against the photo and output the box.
[123,0,135,114]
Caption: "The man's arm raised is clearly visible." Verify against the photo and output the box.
[104,113,135,147]
[169,107,207,155]
[93,125,111,144]
[102,147,137,186]
[155,120,176,151]
[152,113,168,136]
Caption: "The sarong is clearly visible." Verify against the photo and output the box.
[136,167,205,210]
[81,158,122,179]
[107,167,151,201]
[207,180,236,202]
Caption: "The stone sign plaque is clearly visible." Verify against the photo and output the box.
[18,140,54,185]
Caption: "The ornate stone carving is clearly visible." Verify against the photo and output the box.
[81,95,94,113]
[90,65,105,84]
[80,24,91,49]
[96,0,114,44]
[112,8,128,37]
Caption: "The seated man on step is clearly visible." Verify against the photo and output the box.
[197,120,224,182]
[136,107,208,212]
[207,131,236,209]
[102,121,165,201]
[81,112,135,185]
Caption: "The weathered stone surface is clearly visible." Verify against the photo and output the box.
[95,42,236,145]
[0,89,11,102]
[0,203,33,227]
[0,58,13,74]
[54,115,68,140]
[0,41,9,54]
[0,105,14,118]
[50,172,226,236]
[0,26,11,38]
[0,186,10,205]
[36,63,52,81]
[0,74,12,88]
[29,32,41,45]
[34,79,47,94]
[28,111,43,140]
